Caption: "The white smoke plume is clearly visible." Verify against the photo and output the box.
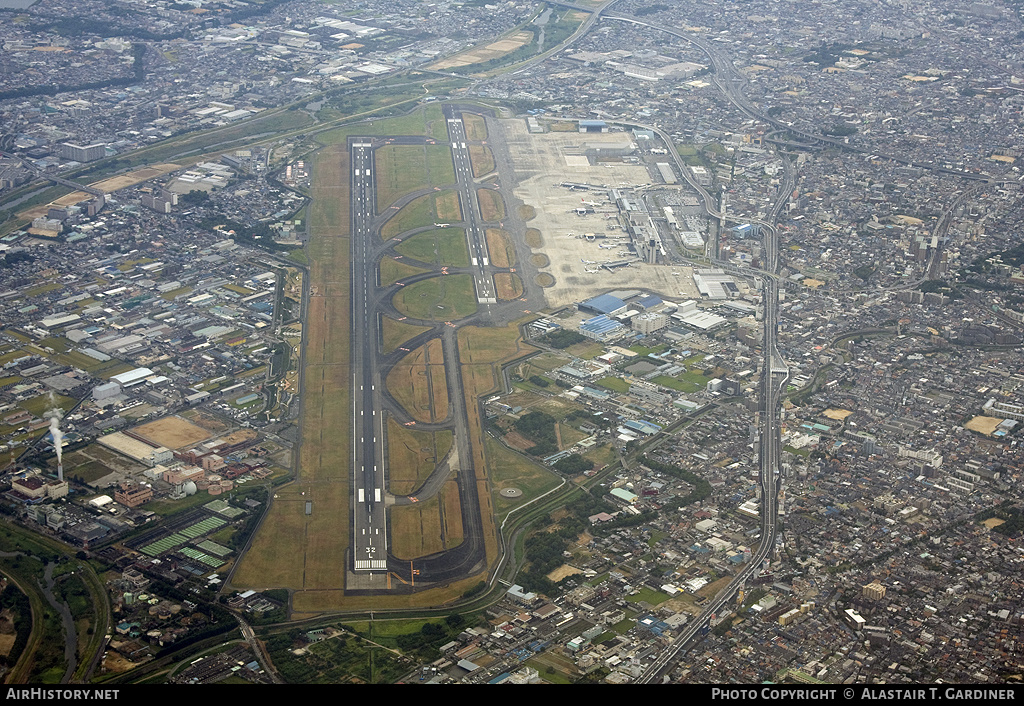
[48,412,64,468]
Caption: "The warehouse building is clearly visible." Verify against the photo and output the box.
[579,315,626,342]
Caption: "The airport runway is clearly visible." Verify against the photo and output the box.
[349,141,389,574]
[343,106,560,591]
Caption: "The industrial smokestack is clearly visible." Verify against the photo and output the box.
[48,414,64,477]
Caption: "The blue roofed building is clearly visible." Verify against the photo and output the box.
[635,294,663,310]
[623,419,662,435]
[579,314,626,342]
[731,223,760,239]
[637,615,670,636]
[580,293,627,316]
[579,386,612,400]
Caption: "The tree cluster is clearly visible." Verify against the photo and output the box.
[518,493,610,595]
[552,454,592,475]
[515,410,558,457]
[640,455,712,509]
[539,329,585,349]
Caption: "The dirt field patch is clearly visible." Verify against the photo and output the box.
[485,228,514,268]
[387,420,452,496]
[503,430,535,452]
[463,113,487,141]
[530,253,549,267]
[966,416,1003,435]
[469,145,495,177]
[92,164,182,193]
[698,576,733,599]
[0,632,14,659]
[131,416,213,450]
[435,191,462,222]
[487,37,528,52]
[517,204,536,220]
[220,428,258,446]
[476,188,505,221]
[180,408,231,434]
[389,479,462,560]
[387,339,449,423]
[432,31,532,70]
[20,190,92,219]
[102,651,142,674]
[547,564,583,582]
[535,273,555,288]
[525,228,543,248]
[494,273,523,300]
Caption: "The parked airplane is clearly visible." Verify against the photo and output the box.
[434,223,451,228]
